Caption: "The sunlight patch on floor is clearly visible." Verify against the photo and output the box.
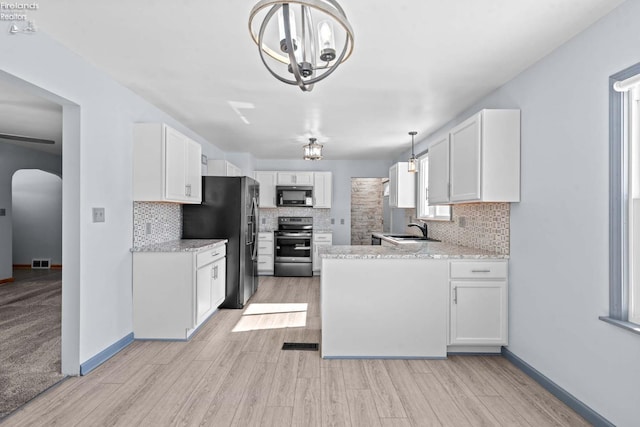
[232,303,308,332]
[242,303,308,315]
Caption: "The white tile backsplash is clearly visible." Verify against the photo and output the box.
[258,207,331,231]
[133,202,182,248]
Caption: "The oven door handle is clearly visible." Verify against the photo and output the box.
[293,246,311,250]
[276,233,312,238]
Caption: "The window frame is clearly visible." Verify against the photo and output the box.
[601,63,640,334]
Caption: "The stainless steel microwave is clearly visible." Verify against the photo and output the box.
[276,186,313,207]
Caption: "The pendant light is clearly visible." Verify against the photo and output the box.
[408,131,418,173]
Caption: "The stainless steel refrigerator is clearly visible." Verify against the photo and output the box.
[182,176,259,309]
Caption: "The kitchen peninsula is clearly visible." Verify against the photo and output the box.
[319,241,509,359]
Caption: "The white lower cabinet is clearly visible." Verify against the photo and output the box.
[257,232,274,275]
[313,232,332,274]
[133,243,226,339]
[196,252,226,324]
[448,260,508,350]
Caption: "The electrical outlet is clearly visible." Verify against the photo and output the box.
[340,218,345,225]
[145,223,152,234]
[262,217,266,225]
[0,208,5,216]
[331,218,335,225]
[92,207,105,223]
[459,217,466,227]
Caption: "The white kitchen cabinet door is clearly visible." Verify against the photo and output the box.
[313,232,332,273]
[196,263,214,324]
[184,138,202,202]
[427,136,450,204]
[449,109,520,203]
[389,162,416,208]
[254,171,278,208]
[164,126,188,201]
[211,259,226,307]
[313,172,332,208]
[277,172,314,185]
[133,123,202,204]
[450,280,508,345]
[450,113,482,202]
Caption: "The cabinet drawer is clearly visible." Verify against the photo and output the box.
[313,233,332,243]
[258,232,273,242]
[258,241,274,255]
[258,255,274,270]
[450,261,507,279]
[197,245,226,268]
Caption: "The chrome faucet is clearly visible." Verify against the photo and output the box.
[408,222,428,238]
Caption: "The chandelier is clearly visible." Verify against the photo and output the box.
[248,0,355,92]
[408,131,418,173]
[303,137,323,160]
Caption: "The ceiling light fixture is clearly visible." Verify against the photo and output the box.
[303,137,323,160]
[408,131,418,173]
[248,0,354,92]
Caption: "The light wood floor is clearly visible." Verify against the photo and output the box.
[2,276,589,426]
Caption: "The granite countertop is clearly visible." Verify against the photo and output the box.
[319,241,508,260]
[131,239,227,253]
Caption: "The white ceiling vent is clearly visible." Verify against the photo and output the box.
[31,259,51,269]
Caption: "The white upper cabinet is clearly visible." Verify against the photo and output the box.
[206,159,242,176]
[449,109,520,203]
[277,172,314,186]
[426,135,450,205]
[313,172,332,208]
[254,171,278,208]
[133,123,202,204]
[389,162,416,208]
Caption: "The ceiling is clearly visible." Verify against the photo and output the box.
[1,0,624,160]
[0,79,62,155]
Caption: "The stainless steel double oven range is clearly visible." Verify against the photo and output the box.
[274,216,313,277]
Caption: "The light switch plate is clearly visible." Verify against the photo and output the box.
[92,207,105,223]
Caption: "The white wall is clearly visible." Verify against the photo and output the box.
[0,143,62,279]
[12,169,62,265]
[254,159,392,245]
[402,2,640,424]
[0,33,225,371]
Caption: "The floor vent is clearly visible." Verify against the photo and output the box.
[282,342,319,351]
[31,259,51,269]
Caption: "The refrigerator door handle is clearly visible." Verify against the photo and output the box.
[250,196,259,260]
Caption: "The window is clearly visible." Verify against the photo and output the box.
[416,153,451,221]
[603,65,640,333]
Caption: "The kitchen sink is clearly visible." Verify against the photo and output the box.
[383,234,441,242]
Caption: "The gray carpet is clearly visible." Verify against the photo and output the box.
[0,270,65,419]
